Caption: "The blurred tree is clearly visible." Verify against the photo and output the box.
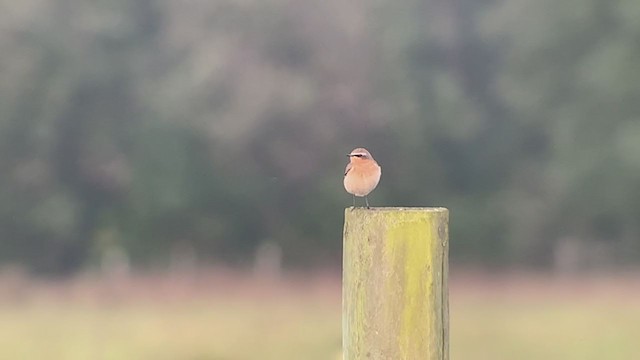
[0,0,639,273]
[487,0,640,265]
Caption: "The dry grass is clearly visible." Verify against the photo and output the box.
[0,269,639,359]
[451,272,640,360]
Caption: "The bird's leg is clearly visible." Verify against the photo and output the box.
[353,194,356,208]
[365,196,370,209]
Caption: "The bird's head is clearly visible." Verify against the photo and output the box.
[347,148,374,163]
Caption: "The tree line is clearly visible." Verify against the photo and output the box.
[1,0,639,274]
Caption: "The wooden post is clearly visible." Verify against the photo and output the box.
[342,207,449,360]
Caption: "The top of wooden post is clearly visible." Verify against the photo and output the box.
[345,206,448,212]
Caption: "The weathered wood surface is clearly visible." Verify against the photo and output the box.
[343,207,449,360]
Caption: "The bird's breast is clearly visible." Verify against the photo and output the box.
[343,163,381,197]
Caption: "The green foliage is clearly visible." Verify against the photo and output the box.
[0,0,639,272]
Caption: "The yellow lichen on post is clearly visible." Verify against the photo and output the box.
[343,207,449,360]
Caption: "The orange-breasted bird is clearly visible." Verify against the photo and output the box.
[344,147,381,208]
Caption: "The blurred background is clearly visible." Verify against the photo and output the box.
[1,0,639,359]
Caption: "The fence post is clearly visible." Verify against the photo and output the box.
[342,207,449,360]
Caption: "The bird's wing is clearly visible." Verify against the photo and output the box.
[344,162,352,176]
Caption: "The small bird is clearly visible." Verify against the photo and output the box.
[344,147,381,208]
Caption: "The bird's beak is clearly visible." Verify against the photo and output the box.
[346,154,352,157]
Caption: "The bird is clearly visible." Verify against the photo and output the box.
[343,147,381,208]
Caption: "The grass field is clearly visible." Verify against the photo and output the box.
[0,270,638,359]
